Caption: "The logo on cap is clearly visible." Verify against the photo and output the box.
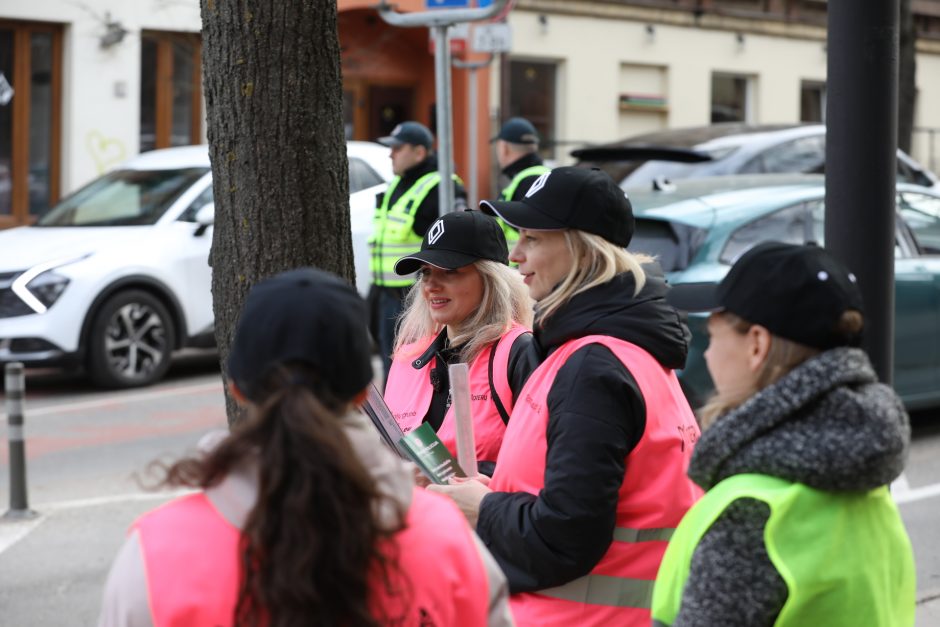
[526,172,551,198]
[427,219,445,245]
[391,124,402,136]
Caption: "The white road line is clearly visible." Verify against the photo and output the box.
[894,482,940,505]
[891,473,911,493]
[3,380,223,419]
[0,489,196,557]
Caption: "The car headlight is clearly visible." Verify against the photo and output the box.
[26,271,70,309]
[11,253,90,314]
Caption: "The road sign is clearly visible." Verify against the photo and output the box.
[428,22,470,54]
[471,23,512,53]
[426,0,470,8]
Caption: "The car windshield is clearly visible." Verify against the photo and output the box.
[629,218,708,272]
[36,167,209,227]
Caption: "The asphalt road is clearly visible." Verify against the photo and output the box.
[1,353,939,625]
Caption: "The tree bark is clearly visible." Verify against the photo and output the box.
[200,0,353,425]
[899,0,916,154]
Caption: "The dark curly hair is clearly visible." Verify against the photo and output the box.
[159,364,408,626]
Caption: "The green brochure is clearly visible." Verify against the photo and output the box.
[398,423,467,485]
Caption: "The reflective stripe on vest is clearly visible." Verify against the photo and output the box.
[370,172,442,287]
[490,334,702,626]
[651,474,916,627]
[135,487,492,626]
[498,165,551,249]
[386,324,528,464]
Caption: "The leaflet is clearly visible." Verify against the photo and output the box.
[398,423,467,485]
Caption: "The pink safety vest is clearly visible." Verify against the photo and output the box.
[489,335,703,627]
[134,488,490,626]
[386,324,529,463]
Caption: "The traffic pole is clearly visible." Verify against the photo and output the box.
[4,362,37,520]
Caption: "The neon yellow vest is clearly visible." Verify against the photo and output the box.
[369,172,442,288]
[498,164,550,250]
[651,473,916,627]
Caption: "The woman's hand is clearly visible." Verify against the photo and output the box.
[410,463,433,488]
[427,477,492,528]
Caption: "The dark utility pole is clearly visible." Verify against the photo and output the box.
[825,1,899,384]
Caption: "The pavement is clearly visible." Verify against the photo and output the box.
[1,493,939,625]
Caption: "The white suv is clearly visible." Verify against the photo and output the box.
[0,142,391,388]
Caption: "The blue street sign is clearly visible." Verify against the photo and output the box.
[425,0,470,8]
[477,0,493,6]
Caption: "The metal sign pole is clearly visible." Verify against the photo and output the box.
[454,54,496,210]
[433,24,455,215]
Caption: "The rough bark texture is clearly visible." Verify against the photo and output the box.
[200,0,353,425]
[899,0,916,154]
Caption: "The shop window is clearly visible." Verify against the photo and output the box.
[140,31,202,153]
[507,60,557,159]
[0,20,61,228]
[711,73,752,123]
[800,80,826,123]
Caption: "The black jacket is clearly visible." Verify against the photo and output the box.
[500,152,546,201]
[376,155,468,237]
[476,265,690,592]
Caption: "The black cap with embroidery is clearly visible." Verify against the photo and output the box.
[377,121,434,149]
[492,117,539,144]
[227,268,373,403]
[666,241,865,350]
[480,166,635,247]
[394,210,509,275]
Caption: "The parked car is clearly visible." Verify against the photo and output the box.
[0,142,391,388]
[573,123,939,191]
[626,174,940,410]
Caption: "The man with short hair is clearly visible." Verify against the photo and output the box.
[491,117,551,249]
[370,121,466,380]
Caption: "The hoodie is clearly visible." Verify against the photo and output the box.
[477,265,692,592]
[671,347,911,626]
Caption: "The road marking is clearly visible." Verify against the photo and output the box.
[3,380,223,419]
[894,481,940,505]
[891,473,911,493]
[0,489,196,557]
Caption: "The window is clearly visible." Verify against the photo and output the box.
[348,157,383,194]
[140,31,202,153]
[800,80,826,123]
[899,192,940,254]
[507,60,557,159]
[711,73,751,123]
[721,200,824,263]
[739,135,826,174]
[0,20,62,227]
[629,219,708,272]
[178,184,214,223]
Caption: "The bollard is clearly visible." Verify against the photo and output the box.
[4,362,37,520]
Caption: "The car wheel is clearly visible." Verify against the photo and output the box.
[87,290,176,388]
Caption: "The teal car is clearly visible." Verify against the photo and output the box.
[626,174,940,410]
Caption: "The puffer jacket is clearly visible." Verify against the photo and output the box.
[672,347,910,626]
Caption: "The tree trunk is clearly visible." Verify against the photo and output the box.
[200,0,353,425]
[899,0,916,154]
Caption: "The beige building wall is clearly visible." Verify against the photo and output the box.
[500,3,940,168]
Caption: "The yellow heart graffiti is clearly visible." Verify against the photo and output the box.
[86,131,127,174]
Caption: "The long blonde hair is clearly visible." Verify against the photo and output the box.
[394,260,533,364]
[697,310,864,427]
[535,230,650,326]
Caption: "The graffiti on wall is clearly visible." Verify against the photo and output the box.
[86,131,127,174]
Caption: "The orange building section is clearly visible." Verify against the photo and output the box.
[338,1,495,203]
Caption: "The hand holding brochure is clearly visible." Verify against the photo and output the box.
[398,423,467,485]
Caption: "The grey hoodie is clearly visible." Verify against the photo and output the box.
[672,347,910,626]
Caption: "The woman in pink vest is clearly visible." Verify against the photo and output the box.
[386,210,533,476]
[430,167,703,626]
[98,268,513,627]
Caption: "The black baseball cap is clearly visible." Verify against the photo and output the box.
[480,166,635,247]
[666,241,865,350]
[492,117,539,144]
[377,121,434,149]
[227,268,373,403]
[394,210,509,275]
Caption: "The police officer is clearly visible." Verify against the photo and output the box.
[371,121,466,380]
[491,117,551,249]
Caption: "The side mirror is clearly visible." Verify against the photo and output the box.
[194,202,215,237]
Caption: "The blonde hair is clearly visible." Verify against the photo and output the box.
[394,260,533,364]
[535,230,650,326]
[697,310,864,427]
